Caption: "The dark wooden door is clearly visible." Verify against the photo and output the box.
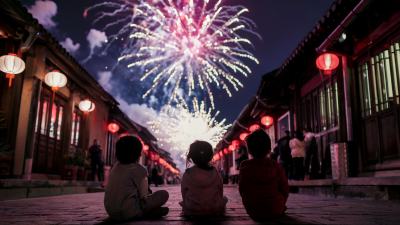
[33,88,66,174]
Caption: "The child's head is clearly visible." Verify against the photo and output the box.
[116,136,142,164]
[187,140,213,170]
[245,129,271,159]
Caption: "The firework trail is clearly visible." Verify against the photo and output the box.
[85,0,260,108]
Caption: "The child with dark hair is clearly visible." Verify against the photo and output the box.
[239,129,289,221]
[104,136,169,221]
[180,140,228,216]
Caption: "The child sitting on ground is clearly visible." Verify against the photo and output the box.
[239,129,289,221]
[104,136,169,221]
[180,140,228,216]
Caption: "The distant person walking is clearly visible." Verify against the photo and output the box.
[290,130,306,180]
[277,130,292,179]
[304,129,320,179]
[88,139,104,181]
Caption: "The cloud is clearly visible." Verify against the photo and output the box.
[97,71,113,92]
[86,29,107,50]
[60,37,80,54]
[116,96,158,127]
[82,29,108,63]
[28,0,57,29]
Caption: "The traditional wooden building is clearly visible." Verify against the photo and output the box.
[217,0,400,179]
[0,0,179,180]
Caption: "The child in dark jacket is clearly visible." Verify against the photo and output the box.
[180,141,228,216]
[104,136,169,221]
[239,129,289,221]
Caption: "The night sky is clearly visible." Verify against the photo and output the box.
[21,0,334,123]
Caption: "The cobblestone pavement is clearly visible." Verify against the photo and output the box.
[1,185,400,225]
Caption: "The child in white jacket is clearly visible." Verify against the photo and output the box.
[180,141,228,216]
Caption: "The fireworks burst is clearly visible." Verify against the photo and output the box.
[148,98,231,159]
[86,0,260,108]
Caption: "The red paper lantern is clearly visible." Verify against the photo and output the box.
[261,115,274,127]
[223,148,229,155]
[218,151,224,157]
[143,144,149,151]
[249,124,260,132]
[228,145,235,152]
[316,53,339,75]
[107,123,120,133]
[240,132,249,141]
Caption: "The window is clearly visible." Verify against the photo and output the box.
[358,41,400,117]
[70,110,82,146]
[301,79,339,132]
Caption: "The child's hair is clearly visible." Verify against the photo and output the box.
[187,140,213,170]
[116,136,142,164]
[245,129,271,158]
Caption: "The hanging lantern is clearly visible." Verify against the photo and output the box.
[79,99,95,113]
[0,53,25,87]
[44,70,67,91]
[232,140,240,148]
[240,132,249,141]
[143,144,149,151]
[316,52,339,75]
[228,145,235,152]
[261,115,274,127]
[107,122,120,134]
[218,151,224,157]
[223,148,229,155]
[249,124,260,132]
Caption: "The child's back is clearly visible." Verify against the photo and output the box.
[104,136,169,221]
[104,162,147,220]
[181,165,226,215]
[239,158,288,219]
[180,140,227,216]
[239,129,289,221]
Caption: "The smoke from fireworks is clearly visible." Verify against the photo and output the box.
[86,0,260,108]
[148,99,231,160]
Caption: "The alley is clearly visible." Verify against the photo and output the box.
[1,185,400,225]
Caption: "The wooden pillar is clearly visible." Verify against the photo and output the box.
[14,45,45,177]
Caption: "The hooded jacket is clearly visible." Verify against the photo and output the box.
[181,165,226,215]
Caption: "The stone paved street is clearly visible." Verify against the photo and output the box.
[1,185,400,225]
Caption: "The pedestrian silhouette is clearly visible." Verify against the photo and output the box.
[277,130,292,179]
[88,139,104,182]
[239,129,289,221]
[104,136,169,221]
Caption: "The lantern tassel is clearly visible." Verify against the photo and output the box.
[6,73,15,87]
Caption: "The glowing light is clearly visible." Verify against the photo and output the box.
[86,0,259,107]
[148,99,231,160]
[107,123,120,133]
[249,124,260,132]
[239,132,249,141]
[44,70,67,91]
[79,99,95,113]
[0,53,25,87]
[316,53,339,75]
[261,115,273,127]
